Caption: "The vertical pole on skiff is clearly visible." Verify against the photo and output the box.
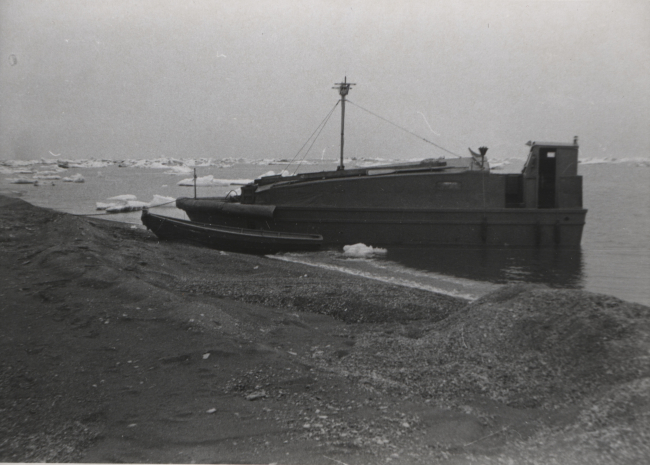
[193,168,197,199]
[333,77,355,171]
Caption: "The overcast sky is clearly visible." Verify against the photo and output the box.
[1,0,648,162]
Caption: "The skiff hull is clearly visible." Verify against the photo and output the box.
[141,209,323,254]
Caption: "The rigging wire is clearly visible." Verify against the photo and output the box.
[283,100,340,174]
[292,101,340,175]
[346,99,461,157]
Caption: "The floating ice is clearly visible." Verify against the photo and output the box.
[36,167,67,174]
[98,194,176,211]
[177,175,252,186]
[178,175,215,186]
[354,159,390,168]
[106,205,137,213]
[258,170,291,178]
[1,160,35,167]
[5,154,644,178]
[96,202,114,210]
[63,173,85,183]
[64,160,113,169]
[33,174,61,180]
[343,243,388,258]
[108,194,137,201]
[148,195,176,207]
[164,166,193,175]
[0,167,34,175]
[105,200,148,213]
[223,179,252,186]
[126,200,149,207]
[6,178,35,185]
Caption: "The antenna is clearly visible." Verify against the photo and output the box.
[332,77,355,170]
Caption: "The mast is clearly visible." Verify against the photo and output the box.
[333,77,355,170]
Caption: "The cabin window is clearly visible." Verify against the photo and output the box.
[437,181,461,190]
[547,151,556,158]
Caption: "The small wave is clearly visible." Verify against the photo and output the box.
[580,158,611,165]
[269,255,480,300]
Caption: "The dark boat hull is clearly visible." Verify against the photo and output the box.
[141,210,323,254]
[176,141,588,248]
[180,204,587,248]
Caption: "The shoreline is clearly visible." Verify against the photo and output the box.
[1,194,648,464]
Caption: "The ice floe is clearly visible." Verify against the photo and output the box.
[148,195,176,207]
[37,167,67,174]
[163,166,193,175]
[343,243,388,258]
[257,170,291,178]
[106,203,147,213]
[62,173,85,183]
[108,194,138,201]
[97,194,176,212]
[74,160,113,168]
[0,167,34,175]
[0,160,36,167]
[6,178,35,185]
[177,175,252,186]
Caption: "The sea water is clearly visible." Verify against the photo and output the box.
[1,157,648,306]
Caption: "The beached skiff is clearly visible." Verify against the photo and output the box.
[141,209,322,254]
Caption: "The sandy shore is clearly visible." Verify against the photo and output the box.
[1,193,648,464]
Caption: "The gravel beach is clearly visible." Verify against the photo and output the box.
[1,193,648,464]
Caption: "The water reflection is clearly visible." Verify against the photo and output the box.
[386,246,585,289]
